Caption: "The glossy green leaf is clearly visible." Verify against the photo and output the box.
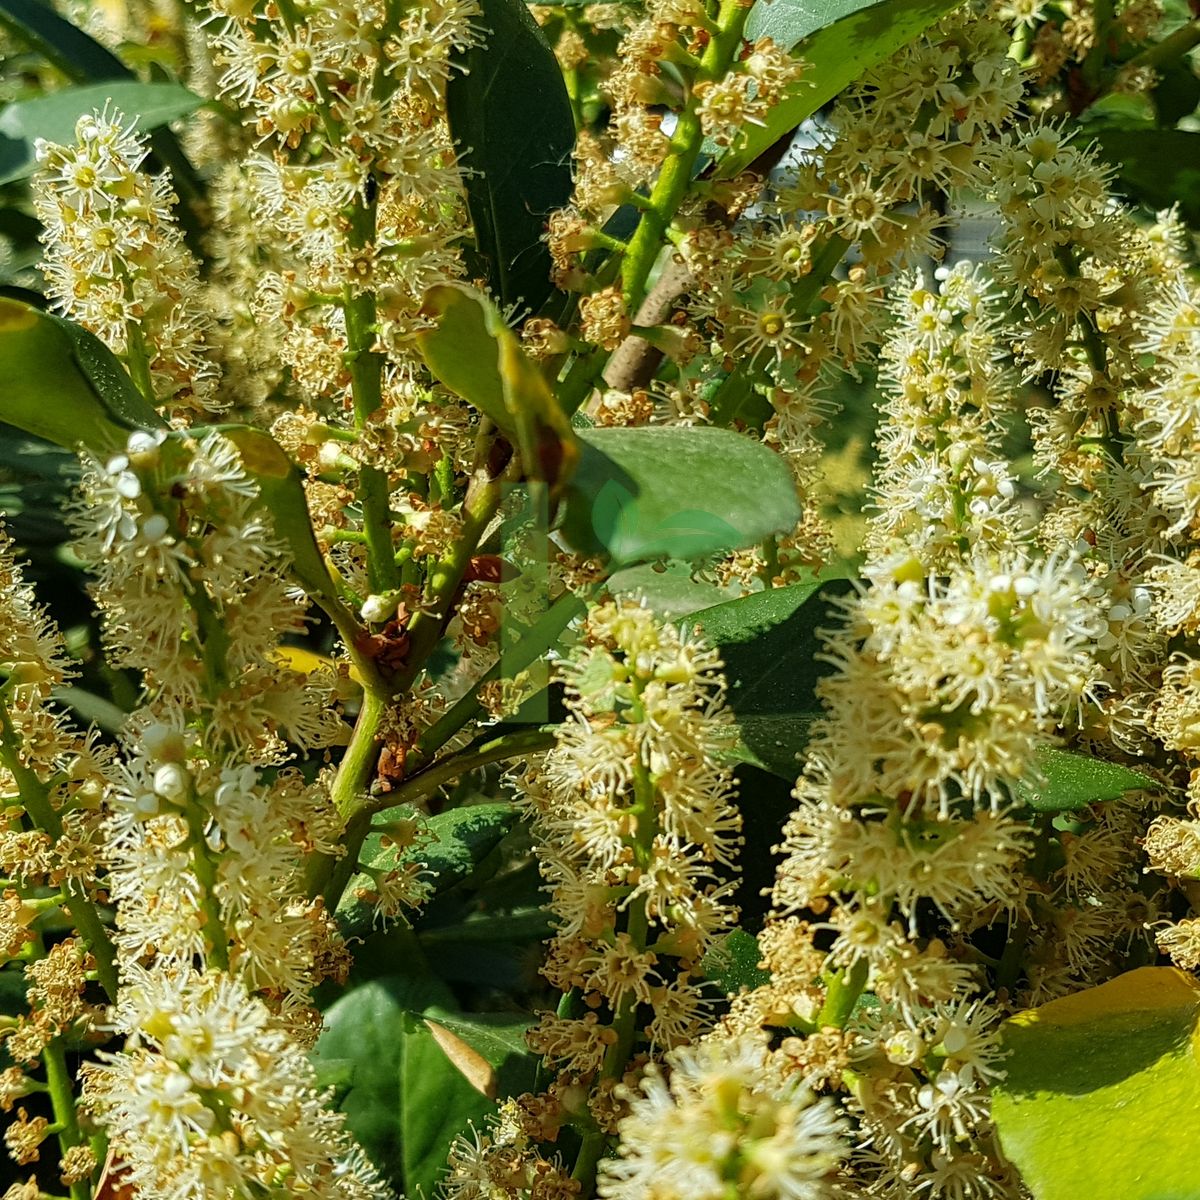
[446,0,573,315]
[399,1016,496,1199]
[313,973,456,1188]
[691,578,853,777]
[340,804,519,940]
[702,928,772,996]
[607,561,739,616]
[1092,128,1200,226]
[416,283,577,483]
[417,908,554,990]
[0,80,203,184]
[359,803,517,887]
[421,1007,537,1100]
[992,967,1200,1200]
[1152,59,1200,126]
[1016,747,1157,813]
[717,0,963,178]
[559,427,802,567]
[0,298,163,455]
[416,283,508,427]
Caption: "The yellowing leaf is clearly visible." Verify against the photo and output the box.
[271,645,363,693]
[424,1019,498,1100]
[992,967,1200,1200]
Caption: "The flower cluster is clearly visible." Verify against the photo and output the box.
[443,600,743,1196]
[598,1033,847,1200]
[34,108,217,416]
[82,967,389,1200]
[4,0,1200,1196]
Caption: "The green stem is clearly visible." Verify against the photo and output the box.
[363,727,555,820]
[1082,0,1116,87]
[123,316,157,409]
[558,347,609,416]
[0,704,118,1001]
[1121,18,1200,73]
[564,64,584,131]
[793,235,851,314]
[406,591,587,773]
[816,956,869,1028]
[42,1035,89,1200]
[329,690,388,826]
[996,916,1031,995]
[308,472,507,902]
[571,732,658,1194]
[618,0,751,313]
[183,802,229,972]
[344,202,400,595]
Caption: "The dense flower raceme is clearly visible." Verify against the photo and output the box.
[82,968,390,1200]
[34,108,218,417]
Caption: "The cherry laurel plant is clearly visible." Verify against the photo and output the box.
[0,0,1196,1197]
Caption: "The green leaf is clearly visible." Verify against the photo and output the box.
[421,1007,537,1100]
[417,908,555,990]
[340,804,519,940]
[399,1017,494,1199]
[1153,59,1200,126]
[992,967,1200,1200]
[559,427,802,567]
[716,0,963,179]
[607,561,739,616]
[364,803,518,890]
[446,0,574,315]
[1092,128,1200,226]
[416,283,578,482]
[416,283,508,427]
[1016,747,1157,813]
[0,298,164,455]
[0,80,203,184]
[702,928,771,996]
[313,972,456,1188]
[691,578,853,777]
[317,973,533,1199]
[409,803,519,890]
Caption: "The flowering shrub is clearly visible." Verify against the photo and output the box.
[0,0,1197,1197]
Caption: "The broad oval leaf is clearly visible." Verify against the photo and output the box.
[0,80,203,185]
[422,1007,536,1102]
[717,0,963,179]
[691,577,854,777]
[1016,747,1157,813]
[992,967,1200,1200]
[559,427,802,567]
[0,298,163,455]
[447,0,574,315]
[313,973,454,1188]
[702,928,772,996]
[339,803,519,940]
[416,283,508,427]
